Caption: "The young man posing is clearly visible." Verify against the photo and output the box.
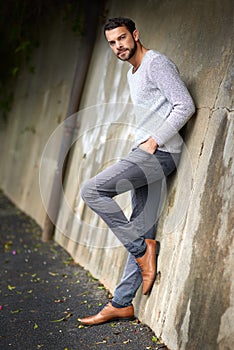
[80,17,195,325]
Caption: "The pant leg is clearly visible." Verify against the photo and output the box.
[80,148,179,256]
[112,151,180,306]
[113,253,142,307]
[112,180,164,306]
[81,148,174,256]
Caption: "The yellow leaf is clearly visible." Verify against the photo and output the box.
[95,340,107,345]
[51,317,66,323]
[11,309,22,314]
[49,272,59,276]
[8,285,16,290]
[152,336,158,342]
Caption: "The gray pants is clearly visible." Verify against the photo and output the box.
[81,147,180,305]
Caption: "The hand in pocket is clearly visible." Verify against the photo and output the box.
[139,137,158,154]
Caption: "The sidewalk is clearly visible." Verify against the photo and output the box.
[0,190,167,350]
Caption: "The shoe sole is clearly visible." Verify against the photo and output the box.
[81,316,135,326]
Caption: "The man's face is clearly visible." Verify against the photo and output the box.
[105,26,138,61]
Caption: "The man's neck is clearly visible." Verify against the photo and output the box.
[128,43,148,71]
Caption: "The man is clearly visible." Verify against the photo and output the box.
[80,17,195,325]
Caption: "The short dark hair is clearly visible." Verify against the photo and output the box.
[104,17,136,37]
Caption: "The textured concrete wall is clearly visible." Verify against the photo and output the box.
[1,0,233,349]
[0,16,79,224]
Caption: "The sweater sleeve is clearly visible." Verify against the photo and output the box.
[150,57,195,147]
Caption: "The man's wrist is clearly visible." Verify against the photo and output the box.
[148,137,158,150]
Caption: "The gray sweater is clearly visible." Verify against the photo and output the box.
[127,50,195,153]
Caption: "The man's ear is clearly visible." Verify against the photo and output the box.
[133,29,140,41]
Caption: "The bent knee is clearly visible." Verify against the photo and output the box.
[80,178,96,203]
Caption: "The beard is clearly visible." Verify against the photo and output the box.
[117,39,137,61]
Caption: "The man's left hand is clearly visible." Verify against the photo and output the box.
[139,137,158,154]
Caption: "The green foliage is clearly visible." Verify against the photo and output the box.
[62,2,85,35]
[0,0,85,122]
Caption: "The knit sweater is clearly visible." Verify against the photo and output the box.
[127,50,195,153]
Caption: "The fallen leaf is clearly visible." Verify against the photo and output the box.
[4,241,12,252]
[63,257,74,265]
[32,277,41,283]
[54,298,66,303]
[97,286,105,290]
[152,336,158,342]
[8,285,16,290]
[131,319,140,324]
[34,323,39,330]
[51,312,72,323]
[51,317,66,323]
[95,340,107,345]
[11,309,22,314]
[49,272,59,276]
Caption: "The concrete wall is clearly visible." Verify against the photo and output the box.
[1,0,233,349]
[0,15,80,224]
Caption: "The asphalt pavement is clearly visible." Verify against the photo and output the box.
[0,190,167,350]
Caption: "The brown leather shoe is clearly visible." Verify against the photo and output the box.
[79,302,134,325]
[136,239,157,295]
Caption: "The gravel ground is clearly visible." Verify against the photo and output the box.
[0,190,167,350]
